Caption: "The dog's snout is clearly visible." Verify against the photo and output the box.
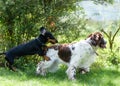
[104,40,107,44]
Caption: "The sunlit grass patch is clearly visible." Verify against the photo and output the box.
[0,65,120,86]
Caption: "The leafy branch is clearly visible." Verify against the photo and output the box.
[101,26,120,52]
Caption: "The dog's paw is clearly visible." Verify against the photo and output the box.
[41,72,46,76]
[81,70,86,74]
[79,68,89,74]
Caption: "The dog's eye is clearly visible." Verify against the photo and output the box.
[94,35,96,38]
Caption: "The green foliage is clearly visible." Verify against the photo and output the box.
[56,13,88,43]
[0,0,43,49]
[107,52,120,67]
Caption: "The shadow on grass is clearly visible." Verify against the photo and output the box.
[0,66,120,86]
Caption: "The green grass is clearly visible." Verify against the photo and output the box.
[0,65,120,86]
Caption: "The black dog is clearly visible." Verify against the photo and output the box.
[0,27,58,71]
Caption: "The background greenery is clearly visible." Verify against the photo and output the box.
[0,0,120,86]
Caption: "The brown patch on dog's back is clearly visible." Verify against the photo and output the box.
[58,44,71,62]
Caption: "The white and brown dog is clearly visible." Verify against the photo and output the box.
[36,32,106,80]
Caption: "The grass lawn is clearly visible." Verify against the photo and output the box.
[0,65,120,86]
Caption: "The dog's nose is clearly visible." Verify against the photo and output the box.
[104,41,107,44]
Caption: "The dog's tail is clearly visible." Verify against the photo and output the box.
[0,52,6,55]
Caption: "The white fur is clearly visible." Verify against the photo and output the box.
[36,39,97,80]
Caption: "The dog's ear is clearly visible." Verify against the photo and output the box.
[40,27,46,35]
[85,33,93,40]
[87,33,93,38]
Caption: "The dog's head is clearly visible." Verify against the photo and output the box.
[45,31,58,44]
[88,32,106,48]
[40,27,58,44]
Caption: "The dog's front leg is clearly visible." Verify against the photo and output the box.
[66,65,76,80]
[36,59,55,76]
[36,61,47,76]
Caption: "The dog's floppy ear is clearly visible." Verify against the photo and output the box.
[87,33,93,38]
[85,33,93,40]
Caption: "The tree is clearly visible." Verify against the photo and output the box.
[101,26,120,52]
